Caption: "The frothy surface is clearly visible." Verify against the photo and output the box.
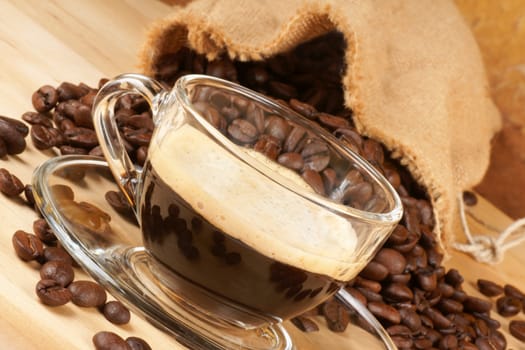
[148,124,359,280]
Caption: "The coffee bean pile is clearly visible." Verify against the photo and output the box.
[149,31,525,349]
[8,180,150,348]
[2,29,523,349]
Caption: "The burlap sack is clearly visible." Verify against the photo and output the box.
[138,0,501,249]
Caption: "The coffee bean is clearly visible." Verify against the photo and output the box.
[317,112,349,130]
[12,230,44,262]
[40,260,74,287]
[43,246,74,266]
[228,118,258,144]
[463,190,478,206]
[444,269,464,288]
[102,301,131,325]
[32,85,58,113]
[57,82,86,101]
[321,299,349,332]
[31,125,64,150]
[68,280,107,307]
[463,296,492,313]
[373,248,407,275]
[35,279,71,306]
[289,98,317,119]
[496,295,522,317]
[423,307,452,329]
[359,261,389,281]
[291,315,319,332]
[354,276,381,293]
[477,279,504,297]
[437,298,463,314]
[275,152,303,171]
[125,337,152,350]
[22,111,53,128]
[59,145,89,155]
[416,268,437,291]
[264,115,291,141]
[33,219,56,243]
[504,284,525,300]
[301,169,325,195]
[24,184,35,206]
[490,330,507,350]
[0,168,24,197]
[383,283,414,302]
[92,331,130,350]
[64,127,99,148]
[193,102,227,132]
[399,308,422,332]
[345,287,367,306]
[439,334,458,349]
[301,138,330,172]
[253,134,281,160]
[72,104,93,128]
[509,320,525,341]
[475,337,495,350]
[283,125,307,152]
[368,301,401,324]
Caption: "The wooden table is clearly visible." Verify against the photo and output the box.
[0,1,523,349]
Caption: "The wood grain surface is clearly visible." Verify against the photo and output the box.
[0,1,524,349]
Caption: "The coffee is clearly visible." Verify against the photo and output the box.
[140,124,361,326]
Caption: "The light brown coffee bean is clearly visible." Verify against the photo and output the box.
[477,279,504,297]
[277,152,304,171]
[301,169,325,195]
[0,168,24,197]
[36,279,71,306]
[92,331,130,350]
[12,230,43,262]
[102,301,131,325]
[68,280,107,307]
[228,118,258,144]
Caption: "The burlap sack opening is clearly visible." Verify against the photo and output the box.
[139,0,501,250]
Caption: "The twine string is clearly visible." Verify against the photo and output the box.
[453,193,525,264]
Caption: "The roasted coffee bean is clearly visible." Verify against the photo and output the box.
[463,296,492,313]
[399,308,422,332]
[477,279,504,297]
[89,145,105,158]
[367,301,401,324]
[283,125,307,152]
[362,139,385,166]
[301,138,330,172]
[102,301,131,325]
[228,118,258,144]
[345,287,367,306]
[291,315,319,332]
[316,112,349,130]
[373,248,406,275]
[24,184,35,206]
[21,111,53,128]
[509,320,525,341]
[264,115,291,141]
[268,81,297,99]
[289,98,317,119]
[354,277,381,293]
[105,190,134,217]
[389,273,411,284]
[387,225,410,245]
[496,295,522,317]
[12,230,43,261]
[321,299,349,332]
[32,85,58,113]
[473,312,501,330]
[193,102,227,132]
[125,337,152,350]
[416,268,437,291]
[490,330,507,350]
[438,298,463,314]
[56,82,86,101]
[439,334,458,349]
[35,279,71,306]
[40,260,74,287]
[423,307,452,329]
[383,283,413,302]
[253,134,281,160]
[92,331,130,350]
[206,58,237,81]
[31,125,64,150]
[64,127,99,148]
[0,118,26,155]
[444,269,464,288]
[359,261,389,281]
[475,337,495,350]
[72,104,93,128]
[61,145,87,156]
[391,335,413,349]
[301,169,325,195]
[33,219,57,243]
[277,152,304,171]
[504,283,525,300]
[68,280,107,307]
[0,168,24,197]
[43,246,74,266]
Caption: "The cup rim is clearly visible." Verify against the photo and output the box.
[172,74,403,226]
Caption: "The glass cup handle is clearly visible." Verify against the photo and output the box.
[335,289,397,349]
[92,73,165,209]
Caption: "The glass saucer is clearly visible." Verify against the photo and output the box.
[32,155,393,350]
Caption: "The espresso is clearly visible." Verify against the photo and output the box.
[140,124,361,326]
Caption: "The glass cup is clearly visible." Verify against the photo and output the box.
[91,73,403,348]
